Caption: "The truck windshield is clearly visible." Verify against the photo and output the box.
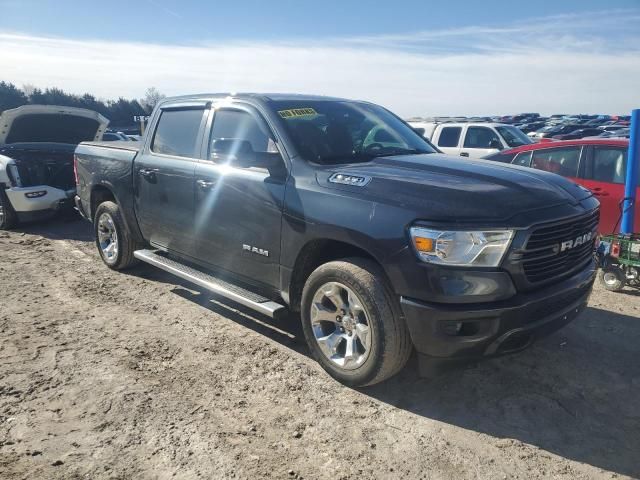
[495,125,533,147]
[269,100,436,165]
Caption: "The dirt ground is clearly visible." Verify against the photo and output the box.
[0,216,639,480]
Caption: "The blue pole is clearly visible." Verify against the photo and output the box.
[620,109,640,234]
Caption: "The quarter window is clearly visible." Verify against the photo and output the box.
[151,109,205,158]
[531,147,580,177]
[463,127,501,149]
[438,127,462,147]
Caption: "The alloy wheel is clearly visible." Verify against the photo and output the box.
[310,282,372,370]
[97,212,119,263]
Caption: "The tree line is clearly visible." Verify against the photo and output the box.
[0,81,166,128]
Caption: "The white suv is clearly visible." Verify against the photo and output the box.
[410,122,533,159]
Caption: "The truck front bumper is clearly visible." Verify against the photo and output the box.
[400,258,596,375]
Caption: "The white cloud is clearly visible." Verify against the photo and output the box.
[1,10,640,116]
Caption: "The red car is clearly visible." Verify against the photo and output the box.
[485,139,639,234]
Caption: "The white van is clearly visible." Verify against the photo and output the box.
[409,122,533,158]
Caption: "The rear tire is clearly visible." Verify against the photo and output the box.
[599,265,626,292]
[0,189,18,230]
[301,258,412,387]
[94,201,139,270]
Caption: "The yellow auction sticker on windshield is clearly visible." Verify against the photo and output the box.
[278,108,317,119]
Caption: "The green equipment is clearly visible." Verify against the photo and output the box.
[598,234,640,291]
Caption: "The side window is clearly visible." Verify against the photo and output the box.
[151,108,205,158]
[512,151,532,167]
[531,147,580,177]
[437,127,461,147]
[463,127,501,149]
[586,147,628,184]
[209,109,276,163]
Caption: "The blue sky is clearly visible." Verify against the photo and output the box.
[2,0,639,44]
[1,0,639,116]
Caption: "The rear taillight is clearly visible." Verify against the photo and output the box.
[73,154,79,186]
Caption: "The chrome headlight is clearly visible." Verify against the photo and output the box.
[7,163,22,187]
[409,227,514,267]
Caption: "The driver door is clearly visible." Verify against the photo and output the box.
[192,105,288,289]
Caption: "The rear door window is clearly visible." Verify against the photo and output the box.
[151,108,206,158]
[463,127,501,148]
[530,147,580,177]
[437,127,462,147]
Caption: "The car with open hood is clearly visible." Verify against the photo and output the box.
[0,104,109,229]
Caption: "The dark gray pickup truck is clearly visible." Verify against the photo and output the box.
[75,93,599,386]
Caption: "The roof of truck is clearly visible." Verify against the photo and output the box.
[158,93,353,105]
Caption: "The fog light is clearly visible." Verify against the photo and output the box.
[441,320,480,337]
[25,191,47,199]
[442,321,461,336]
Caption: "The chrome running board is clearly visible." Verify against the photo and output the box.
[134,249,287,319]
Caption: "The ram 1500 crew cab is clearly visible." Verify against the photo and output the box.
[0,105,109,229]
[75,94,599,386]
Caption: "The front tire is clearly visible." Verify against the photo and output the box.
[0,189,18,230]
[94,201,138,270]
[301,258,412,387]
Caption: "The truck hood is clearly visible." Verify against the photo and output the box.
[0,105,109,145]
[318,153,594,224]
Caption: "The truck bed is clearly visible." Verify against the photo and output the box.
[74,141,141,224]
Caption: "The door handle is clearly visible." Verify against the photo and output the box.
[196,179,215,190]
[139,168,158,179]
[460,152,469,157]
[591,187,610,197]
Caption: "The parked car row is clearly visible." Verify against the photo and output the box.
[409,113,631,143]
[102,130,141,142]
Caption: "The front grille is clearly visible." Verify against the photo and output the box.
[521,209,599,283]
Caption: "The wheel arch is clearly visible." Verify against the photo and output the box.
[89,184,118,221]
[287,238,390,312]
